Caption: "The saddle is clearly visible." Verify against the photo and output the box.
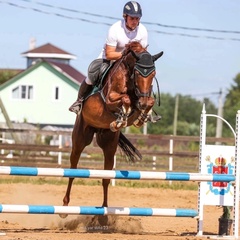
[91,62,113,94]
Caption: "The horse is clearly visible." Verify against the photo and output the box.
[61,42,163,216]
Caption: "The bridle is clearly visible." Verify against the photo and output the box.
[100,48,161,108]
[131,51,156,98]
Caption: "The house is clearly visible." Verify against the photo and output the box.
[0,43,86,128]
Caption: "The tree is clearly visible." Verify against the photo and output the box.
[0,69,21,85]
[148,93,175,135]
[223,73,240,137]
[147,93,217,136]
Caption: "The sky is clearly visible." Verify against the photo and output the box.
[0,0,239,106]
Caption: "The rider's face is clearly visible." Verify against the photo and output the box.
[125,16,140,30]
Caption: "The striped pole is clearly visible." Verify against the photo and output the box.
[0,166,235,182]
[0,204,198,217]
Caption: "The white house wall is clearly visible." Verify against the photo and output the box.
[0,64,78,126]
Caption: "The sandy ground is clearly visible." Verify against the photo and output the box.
[0,181,237,240]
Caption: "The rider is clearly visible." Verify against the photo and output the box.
[69,1,148,114]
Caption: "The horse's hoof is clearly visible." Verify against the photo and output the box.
[133,120,143,128]
[116,122,122,128]
[110,122,117,132]
[59,213,68,219]
[122,121,127,128]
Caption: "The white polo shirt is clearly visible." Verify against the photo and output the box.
[98,19,148,59]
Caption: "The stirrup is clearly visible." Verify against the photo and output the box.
[69,100,83,114]
[148,115,162,123]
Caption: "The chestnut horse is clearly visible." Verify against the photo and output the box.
[62,42,163,214]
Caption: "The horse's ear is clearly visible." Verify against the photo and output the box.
[144,44,149,51]
[152,51,164,62]
[131,50,140,61]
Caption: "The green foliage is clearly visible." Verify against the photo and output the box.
[0,177,198,190]
[176,121,199,136]
[115,180,198,190]
[223,73,240,137]
[205,122,217,137]
[44,135,53,145]
[0,70,19,85]
[147,93,217,136]
[125,125,142,134]
[188,141,199,151]
[221,206,232,219]
[136,139,145,148]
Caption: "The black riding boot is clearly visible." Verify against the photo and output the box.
[69,80,93,114]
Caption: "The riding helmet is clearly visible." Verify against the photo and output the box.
[123,1,142,18]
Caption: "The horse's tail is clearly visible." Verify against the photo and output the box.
[118,132,142,162]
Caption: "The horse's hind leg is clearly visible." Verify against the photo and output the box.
[61,116,94,218]
[96,130,120,207]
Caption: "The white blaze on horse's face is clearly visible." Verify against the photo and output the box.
[134,69,156,110]
[132,51,163,110]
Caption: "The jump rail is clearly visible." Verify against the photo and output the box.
[0,204,198,217]
[0,166,235,182]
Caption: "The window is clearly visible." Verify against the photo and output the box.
[12,85,33,99]
[55,86,59,100]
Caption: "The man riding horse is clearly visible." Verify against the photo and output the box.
[61,3,164,212]
[69,1,160,122]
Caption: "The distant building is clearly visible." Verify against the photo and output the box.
[0,43,86,128]
[21,42,77,68]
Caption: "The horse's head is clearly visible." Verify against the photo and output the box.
[127,44,163,110]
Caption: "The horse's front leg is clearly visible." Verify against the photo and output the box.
[60,148,82,218]
[102,178,111,207]
[109,95,131,132]
[121,95,132,123]
[102,150,115,207]
[61,116,94,218]
[62,149,81,207]
[134,97,155,127]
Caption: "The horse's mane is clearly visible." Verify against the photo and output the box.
[111,41,146,71]
[107,42,144,75]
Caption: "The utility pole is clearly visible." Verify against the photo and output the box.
[173,94,179,135]
[143,122,147,135]
[216,89,223,139]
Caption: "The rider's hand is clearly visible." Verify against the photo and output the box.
[121,48,129,57]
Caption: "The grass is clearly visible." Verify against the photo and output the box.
[0,176,198,191]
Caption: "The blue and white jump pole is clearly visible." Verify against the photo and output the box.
[0,166,235,182]
[0,205,198,217]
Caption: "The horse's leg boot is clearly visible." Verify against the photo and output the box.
[69,81,93,114]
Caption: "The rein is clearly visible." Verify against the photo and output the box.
[132,51,156,98]
[100,57,126,102]
[153,76,161,106]
[100,49,160,105]
[129,72,152,98]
